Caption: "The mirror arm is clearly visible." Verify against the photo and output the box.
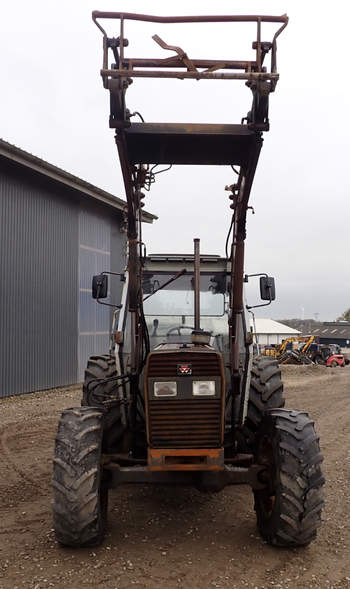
[244,272,275,307]
[244,272,268,281]
[246,299,272,310]
[96,297,123,309]
[101,270,126,281]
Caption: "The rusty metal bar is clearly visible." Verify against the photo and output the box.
[102,69,279,81]
[93,11,288,92]
[271,19,289,75]
[114,132,137,239]
[119,15,125,62]
[107,463,266,490]
[231,241,245,374]
[256,17,262,72]
[102,35,108,73]
[194,238,200,331]
[92,11,288,25]
[152,34,198,73]
[122,58,257,71]
[230,138,262,380]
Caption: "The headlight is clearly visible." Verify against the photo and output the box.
[154,381,177,397]
[192,381,215,396]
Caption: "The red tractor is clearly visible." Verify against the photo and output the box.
[311,343,346,367]
[326,354,345,367]
[51,11,325,549]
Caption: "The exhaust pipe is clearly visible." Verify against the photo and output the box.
[194,238,200,331]
[192,238,211,346]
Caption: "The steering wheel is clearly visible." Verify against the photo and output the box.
[166,325,195,336]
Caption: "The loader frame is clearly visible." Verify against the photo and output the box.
[52,15,325,549]
[92,10,288,459]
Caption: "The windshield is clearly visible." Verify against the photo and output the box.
[143,272,225,317]
[142,270,229,350]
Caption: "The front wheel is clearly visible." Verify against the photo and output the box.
[254,408,324,547]
[52,407,108,547]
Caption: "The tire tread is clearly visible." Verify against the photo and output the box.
[255,408,324,547]
[52,407,107,547]
[244,357,285,445]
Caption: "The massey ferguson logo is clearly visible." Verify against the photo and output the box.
[177,364,192,375]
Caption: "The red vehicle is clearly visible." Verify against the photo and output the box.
[326,354,345,367]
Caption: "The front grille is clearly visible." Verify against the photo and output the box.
[147,351,221,377]
[148,398,222,448]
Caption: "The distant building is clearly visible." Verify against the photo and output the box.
[0,139,155,398]
[309,322,350,348]
[252,318,301,346]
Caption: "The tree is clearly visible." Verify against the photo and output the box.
[337,308,350,322]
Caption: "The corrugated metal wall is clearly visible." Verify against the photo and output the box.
[0,161,78,397]
[78,208,124,381]
[0,158,125,397]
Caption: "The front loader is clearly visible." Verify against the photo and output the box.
[52,11,324,548]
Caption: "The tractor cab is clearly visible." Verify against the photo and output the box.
[142,254,230,352]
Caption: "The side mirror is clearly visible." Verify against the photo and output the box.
[92,274,108,299]
[260,276,276,301]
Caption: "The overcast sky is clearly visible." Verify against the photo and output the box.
[1,0,349,321]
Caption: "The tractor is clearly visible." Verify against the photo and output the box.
[52,11,324,548]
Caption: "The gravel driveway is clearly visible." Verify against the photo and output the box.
[0,365,349,588]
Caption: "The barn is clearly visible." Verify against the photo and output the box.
[310,322,350,348]
[253,318,301,346]
[0,139,155,397]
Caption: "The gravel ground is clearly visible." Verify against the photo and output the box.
[0,366,349,589]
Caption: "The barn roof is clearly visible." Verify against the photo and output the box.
[310,322,350,340]
[0,138,156,223]
[253,318,301,335]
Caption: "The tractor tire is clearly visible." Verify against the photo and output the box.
[82,355,124,446]
[254,408,324,547]
[243,357,285,447]
[52,407,108,547]
[314,356,325,365]
[82,354,117,408]
[331,360,338,368]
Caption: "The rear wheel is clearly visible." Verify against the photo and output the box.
[52,407,108,547]
[243,357,285,448]
[254,408,324,547]
[83,355,117,409]
[83,355,124,448]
